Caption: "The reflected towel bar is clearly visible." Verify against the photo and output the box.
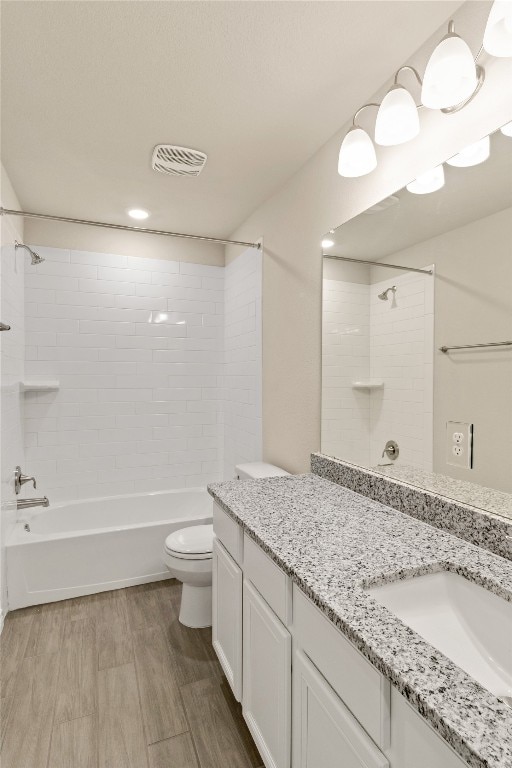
[439,341,512,353]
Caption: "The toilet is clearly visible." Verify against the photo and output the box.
[163,462,290,628]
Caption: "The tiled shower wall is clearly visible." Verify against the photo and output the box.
[322,268,433,470]
[369,270,434,469]
[24,247,226,502]
[0,211,24,620]
[322,278,371,466]
[223,248,262,479]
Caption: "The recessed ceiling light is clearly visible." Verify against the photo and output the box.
[128,208,149,220]
[322,239,335,248]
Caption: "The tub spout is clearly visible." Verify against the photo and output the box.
[17,497,49,510]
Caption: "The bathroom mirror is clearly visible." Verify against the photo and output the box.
[321,124,512,519]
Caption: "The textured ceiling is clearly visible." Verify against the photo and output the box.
[1,0,461,238]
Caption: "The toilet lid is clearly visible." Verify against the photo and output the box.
[165,524,213,559]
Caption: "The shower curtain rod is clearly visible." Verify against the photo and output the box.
[0,208,261,250]
[323,253,433,275]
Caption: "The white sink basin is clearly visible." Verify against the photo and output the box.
[367,571,512,701]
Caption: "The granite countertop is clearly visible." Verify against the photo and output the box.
[208,473,512,768]
[371,463,512,520]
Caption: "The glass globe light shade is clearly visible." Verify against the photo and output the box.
[338,128,377,178]
[406,165,445,195]
[483,0,512,57]
[500,120,512,136]
[421,33,478,109]
[446,136,490,167]
[375,86,420,146]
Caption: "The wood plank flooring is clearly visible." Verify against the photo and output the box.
[0,580,263,768]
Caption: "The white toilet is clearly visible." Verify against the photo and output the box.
[163,462,290,628]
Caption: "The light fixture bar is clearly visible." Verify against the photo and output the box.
[0,208,261,250]
[323,253,433,275]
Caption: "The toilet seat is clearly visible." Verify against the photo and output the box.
[164,524,213,561]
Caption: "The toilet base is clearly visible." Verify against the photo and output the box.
[179,583,212,628]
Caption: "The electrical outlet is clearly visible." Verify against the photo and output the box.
[446,421,473,469]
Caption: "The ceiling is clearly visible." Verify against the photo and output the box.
[325,128,512,261]
[1,1,461,239]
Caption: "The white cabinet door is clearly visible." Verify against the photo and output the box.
[293,650,389,768]
[212,538,243,701]
[243,579,291,768]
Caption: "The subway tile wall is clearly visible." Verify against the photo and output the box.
[369,270,434,470]
[223,248,262,479]
[24,246,230,502]
[321,269,433,471]
[1,229,25,617]
[322,279,371,466]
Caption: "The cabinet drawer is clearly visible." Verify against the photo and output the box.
[213,502,243,565]
[293,586,390,749]
[244,533,292,626]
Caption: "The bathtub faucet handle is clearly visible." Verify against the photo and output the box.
[14,466,37,495]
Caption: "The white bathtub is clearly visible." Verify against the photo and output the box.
[6,488,212,609]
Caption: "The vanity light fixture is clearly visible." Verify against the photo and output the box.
[375,67,421,147]
[338,5,509,180]
[421,21,480,110]
[483,0,512,57]
[128,208,150,220]
[338,104,378,178]
[338,127,377,178]
[406,165,445,195]
[321,238,335,248]
[446,135,490,167]
[500,120,512,136]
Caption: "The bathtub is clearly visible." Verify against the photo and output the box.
[6,488,213,609]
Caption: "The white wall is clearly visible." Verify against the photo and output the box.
[23,247,225,501]
[24,218,225,267]
[0,166,25,624]
[227,2,512,474]
[223,247,262,479]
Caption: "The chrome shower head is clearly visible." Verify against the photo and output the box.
[15,241,45,265]
[378,285,397,301]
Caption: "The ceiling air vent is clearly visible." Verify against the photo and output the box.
[363,195,400,215]
[151,145,208,177]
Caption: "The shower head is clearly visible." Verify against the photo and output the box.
[15,241,45,265]
[378,285,397,301]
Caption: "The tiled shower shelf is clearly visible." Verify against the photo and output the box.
[21,381,60,392]
[351,379,384,390]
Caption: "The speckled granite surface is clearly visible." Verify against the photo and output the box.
[374,464,512,520]
[312,454,512,561]
[208,474,512,768]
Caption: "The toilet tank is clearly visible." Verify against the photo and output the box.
[235,462,290,479]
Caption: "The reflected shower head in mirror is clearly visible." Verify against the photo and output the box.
[14,241,45,264]
[378,285,397,300]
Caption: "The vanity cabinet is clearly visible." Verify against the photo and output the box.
[212,537,243,701]
[212,502,468,768]
[243,579,291,768]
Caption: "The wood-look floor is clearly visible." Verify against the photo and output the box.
[0,579,263,768]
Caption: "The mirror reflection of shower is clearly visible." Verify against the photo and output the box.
[15,240,45,265]
[378,285,397,301]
